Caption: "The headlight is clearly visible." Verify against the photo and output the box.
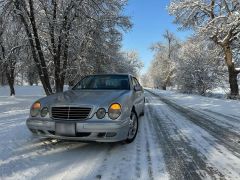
[96,108,106,119]
[30,102,41,117]
[41,107,48,117]
[108,103,121,120]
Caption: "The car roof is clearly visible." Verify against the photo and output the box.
[89,73,134,77]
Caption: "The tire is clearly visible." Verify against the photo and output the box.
[124,111,138,144]
[140,108,144,116]
[140,98,145,116]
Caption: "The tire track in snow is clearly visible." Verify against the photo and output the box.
[146,95,225,180]
[201,109,240,133]
[52,143,112,180]
[0,115,27,126]
[90,143,118,180]
[0,109,29,119]
[93,124,140,180]
[133,115,145,179]
[136,113,168,180]
[143,117,154,180]
[147,90,240,158]
[146,107,171,179]
[146,102,199,180]
[203,109,240,123]
[135,127,142,178]
[90,115,167,180]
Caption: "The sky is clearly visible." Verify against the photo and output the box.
[122,0,191,74]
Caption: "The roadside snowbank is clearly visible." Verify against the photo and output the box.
[148,89,240,117]
[0,85,45,97]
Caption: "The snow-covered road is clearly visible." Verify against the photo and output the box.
[146,90,240,179]
[0,88,240,180]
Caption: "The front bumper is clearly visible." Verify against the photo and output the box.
[26,117,130,142]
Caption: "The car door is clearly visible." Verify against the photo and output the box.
[132,77,144,115]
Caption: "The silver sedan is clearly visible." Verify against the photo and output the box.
[26,74,145,143]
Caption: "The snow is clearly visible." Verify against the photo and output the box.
[149,88,240,116]
[0,86,240,179]
[0,86,168,180]
[146,90,240,179]
[148,89,240,133]
[0,85,45,97]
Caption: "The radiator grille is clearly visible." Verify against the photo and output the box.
[51,106,91,120]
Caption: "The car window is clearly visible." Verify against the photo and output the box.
[131,77,137,87]
[133,77,141,86]
[73,75,130,90]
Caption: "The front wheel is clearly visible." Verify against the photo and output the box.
[124,111,138,144]
[140,98,145,116]
[140,105,145,116]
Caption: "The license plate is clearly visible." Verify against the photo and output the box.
[55,123,76,136]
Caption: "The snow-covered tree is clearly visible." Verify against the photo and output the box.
[148,30,179,89]
[65,50,143,86]
[0,11,27,95]
[169,0,240,97]
[114,51,143,76]
[175,36,224,95]
[140,73,153,87]
[1,0,134,95]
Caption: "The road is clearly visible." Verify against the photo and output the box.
[0,91,240,180]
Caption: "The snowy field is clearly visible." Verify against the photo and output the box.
[0,86,240,180]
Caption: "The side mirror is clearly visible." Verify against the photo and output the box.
[134,85,142,91]
[68,86,73,90]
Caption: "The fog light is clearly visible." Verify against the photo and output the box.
[106,132,117,137]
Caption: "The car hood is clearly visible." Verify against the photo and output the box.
[45,89,129,107]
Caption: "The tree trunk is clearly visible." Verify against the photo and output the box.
[28,0,52,95]
[54,10,71,93]
[162,68,173,91]
[1,68,5,86]
[228,66,239,96]
[59,23,70,93]
[162,85,167,90]
[49,0,63,93]
[21,72,24,86]
[6,67,15,96]
[1,44,15,95]
[223,44,239,96]
[55,77,62,92]
[8,79,15,96]
[14,0,53,95]
[0,45,6,86]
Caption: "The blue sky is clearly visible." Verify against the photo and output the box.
[122,0,191,74]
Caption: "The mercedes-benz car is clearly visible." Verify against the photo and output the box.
[26,74,145,143]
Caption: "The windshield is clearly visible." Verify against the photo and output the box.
[72,75,130,90]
